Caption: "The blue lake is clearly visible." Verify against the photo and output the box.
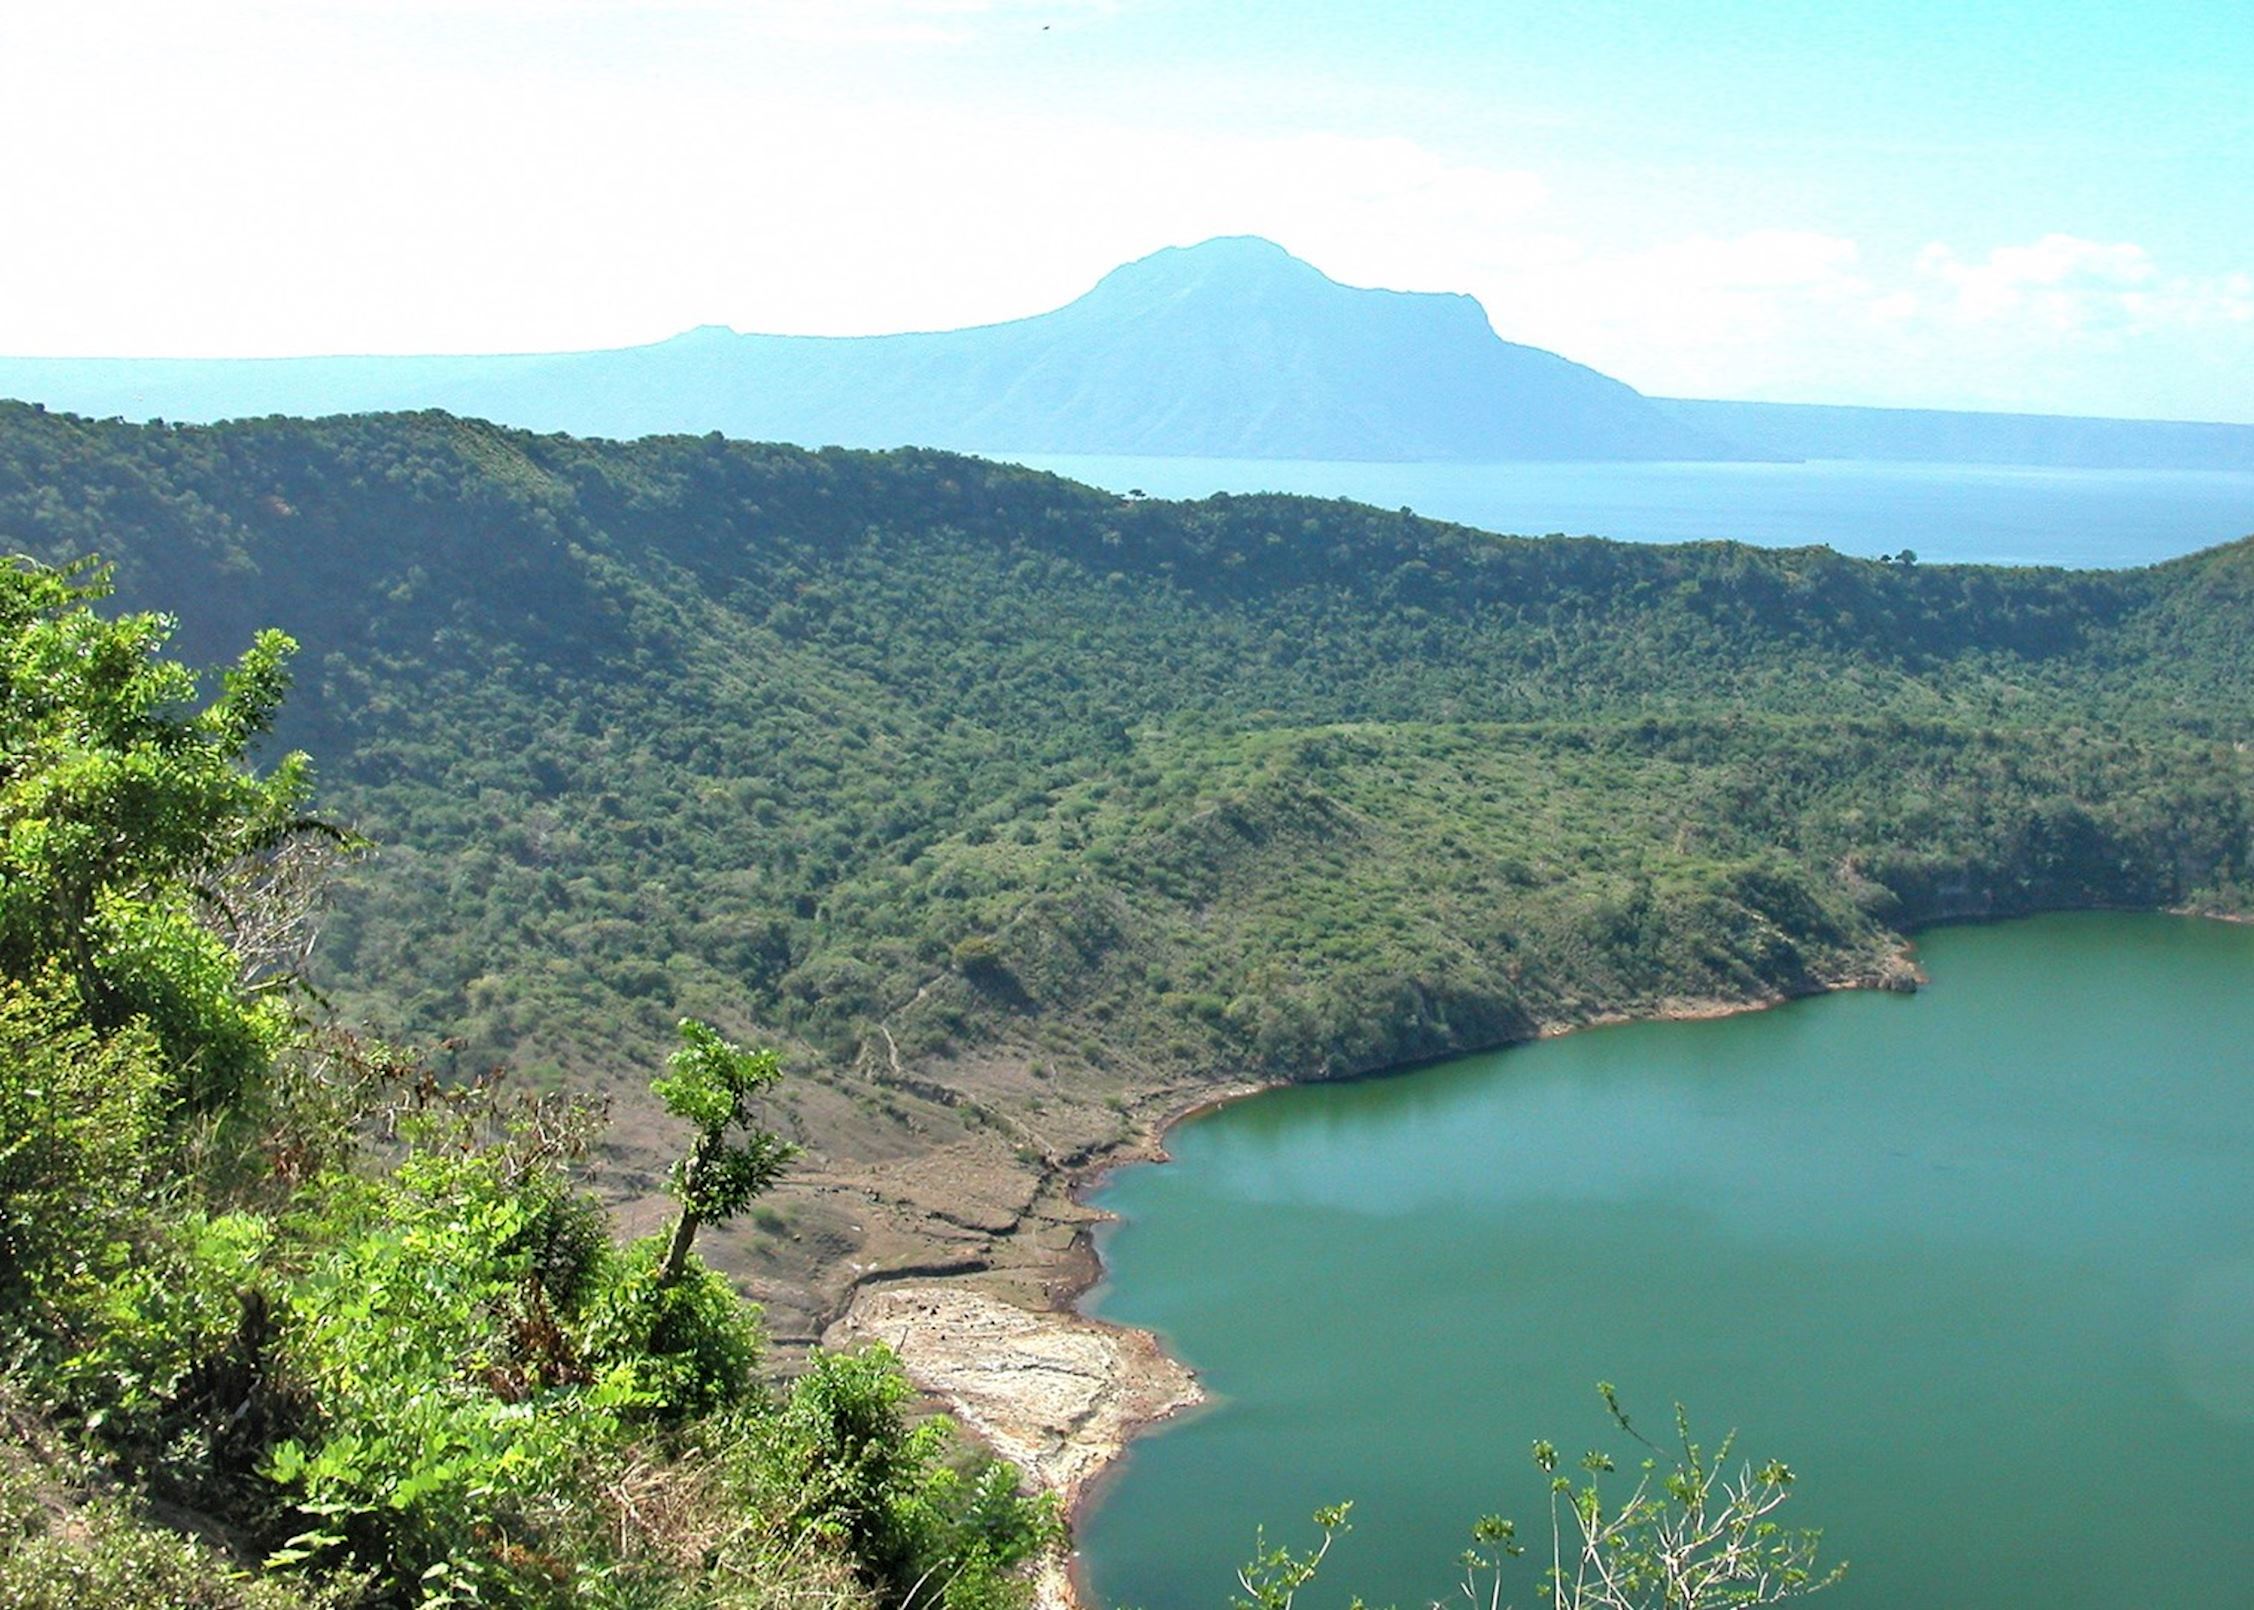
[1080,914,2254,1609]
[1011,455,2254,570]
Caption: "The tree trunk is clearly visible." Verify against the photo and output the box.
[658,1203,701,1286]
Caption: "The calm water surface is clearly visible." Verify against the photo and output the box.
[1081,914,2254,1609]
[1012,455,2254,570]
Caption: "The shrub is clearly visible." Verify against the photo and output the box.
[0,976,162,1296]
[761,1347,1059,1610]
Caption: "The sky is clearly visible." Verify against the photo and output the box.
[3,0,2249,421]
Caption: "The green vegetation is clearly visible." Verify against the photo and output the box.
[2,401,2248,1327]
[1243,1391,1837,1610]
[7,404,2241,1602]
[4,404,2245,1076]
[0,558,1056,1607]
[651,1018,796,1285]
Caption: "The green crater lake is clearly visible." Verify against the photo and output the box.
[1080,913,2254,1608]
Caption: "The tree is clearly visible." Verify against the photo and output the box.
[776,1345,1061,1610]
[652,1016,798,1284]
[0,555,324,1110]
[0,976,163,1293]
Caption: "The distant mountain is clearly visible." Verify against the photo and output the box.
[0,237,1728,461]
[5,236,2248,468]
[1658,397,2254,472]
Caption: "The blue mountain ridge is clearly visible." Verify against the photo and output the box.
[2,236,2246,468]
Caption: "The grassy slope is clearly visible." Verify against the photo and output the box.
[4,402,2248,1330]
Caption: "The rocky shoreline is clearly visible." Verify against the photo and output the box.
[831,1285,1203,1610]
[819,1077,1271,1607]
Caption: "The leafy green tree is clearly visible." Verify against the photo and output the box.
[652,1016,799,1284]
[0,555,319,1110]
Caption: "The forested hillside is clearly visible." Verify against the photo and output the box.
[4,400,2249,1334]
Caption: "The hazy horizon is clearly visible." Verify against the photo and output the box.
[6,2,2250,424]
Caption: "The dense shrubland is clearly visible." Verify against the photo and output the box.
[1,402,2244,1100]
[0,558,1055,1606]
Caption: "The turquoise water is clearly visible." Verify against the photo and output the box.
[1080,914,2254,1609]
[1011,455,2254,570]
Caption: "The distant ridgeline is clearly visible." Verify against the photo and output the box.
[1657,397,2254,472]
[2,237,2248,469]
[2,401,2249,1104]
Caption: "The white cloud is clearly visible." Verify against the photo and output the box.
[1642,229,1865,293]
[1918,234,2151,326]
[1449,227,2250,417]
[1914,234,2251,335]
[1448,229,1872,393]
[0,15,1552,357]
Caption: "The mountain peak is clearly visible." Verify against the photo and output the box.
[661,323,742,346]
[1077,236,1339,311]
[1131,234,1320,273]
[1066,236,1515,343]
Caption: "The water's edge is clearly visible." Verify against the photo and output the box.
[830,905,2248,1607]
[826,940,1964,1606]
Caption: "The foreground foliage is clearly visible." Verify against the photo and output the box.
[1243,1391,1838,1610]
[0,560,1055,1607]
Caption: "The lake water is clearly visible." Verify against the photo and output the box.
[1011,456,2254,570]
[1080,913,2254,1609]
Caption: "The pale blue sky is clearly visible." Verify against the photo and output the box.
[3,0,2248,419]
